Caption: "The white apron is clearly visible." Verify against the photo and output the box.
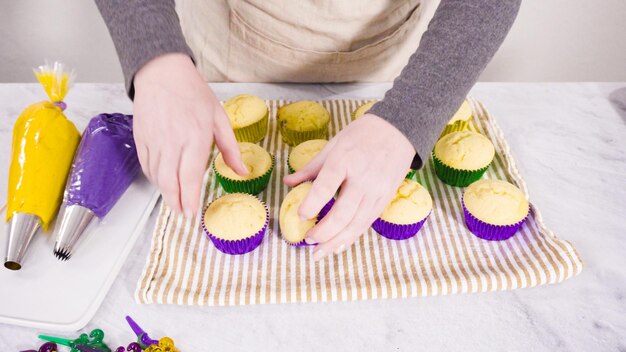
[175,0,440,82]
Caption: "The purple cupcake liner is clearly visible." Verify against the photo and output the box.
[461,199,528,241]
[372,213,430,240]
[287,197,335,246]
[201,201,269,255]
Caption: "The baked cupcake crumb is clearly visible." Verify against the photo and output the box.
[463,179,529,226]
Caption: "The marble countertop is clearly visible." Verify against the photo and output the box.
[1,82,625,351]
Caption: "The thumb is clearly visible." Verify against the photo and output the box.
[213,109,249,177]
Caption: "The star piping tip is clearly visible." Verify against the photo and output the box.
[53,248,71,261]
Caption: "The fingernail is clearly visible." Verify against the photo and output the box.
[313,249,325,261]
[334,244,346,254]
[305,237,316,245]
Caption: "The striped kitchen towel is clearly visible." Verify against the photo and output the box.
[135,98,583,305]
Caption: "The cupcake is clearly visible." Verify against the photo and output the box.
[202,193,268,254]
[433,131,494,187]
[224,94,269,143]
[352,101,376,120]
[279,182,335,246]
[439,99,473,138]
[213,142,274,195]
[277,101,330,146]
[287,139,328,173]
[372,179,432,240]
[462,179,529,241]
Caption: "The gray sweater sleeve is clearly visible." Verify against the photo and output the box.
[369,0,521,169]
[95,0,520,168]
[94,0,194,99]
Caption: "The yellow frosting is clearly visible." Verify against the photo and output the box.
[434,131,495,170]
[448,99,473,123]
[6,101,80,230]
[224,94,268,129]
[204,193,267,240]
[288,139,328,172]
[463,179,529,226]
[380,179,432,225]
[214,142,272,180]
[277,101,330,132]
[353,101,376,119]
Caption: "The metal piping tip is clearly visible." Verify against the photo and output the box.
[5,212,42,270]
[53,204,95,261]
[53,248,71,261]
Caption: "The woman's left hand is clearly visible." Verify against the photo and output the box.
[283,114,416,260]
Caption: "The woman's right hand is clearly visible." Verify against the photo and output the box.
[133,53,248,217]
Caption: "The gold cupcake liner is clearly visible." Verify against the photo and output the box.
[438,119,471,139]
[279,124,328,147]
[233,112,269,143]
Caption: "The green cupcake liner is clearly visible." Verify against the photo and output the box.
[286,154,295,174]
[405,169,416,180]
[279,123,328,146]
[432,153,490,187]
[233,112,269,143]
[213,155,274,195]
[438,119,471,139]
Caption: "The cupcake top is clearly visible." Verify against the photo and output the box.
[434,131,495,170]
[448,99,473,123]
[204,193,267,240]
[463,179,529,226]
[214,142,272,180]
[277,101,330,132]
[380,179,432,225]
[279,182,318,244]
[224,94,268,128]
[353,101,376,119]
[288,139,328,172]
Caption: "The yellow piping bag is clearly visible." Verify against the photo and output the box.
[4,62,80,270]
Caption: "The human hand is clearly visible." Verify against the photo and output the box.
[283,114,415,260]
[133,53,248,216]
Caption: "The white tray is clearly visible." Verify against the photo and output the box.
[0,176,159,331]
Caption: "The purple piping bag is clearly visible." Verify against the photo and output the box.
[53,113,140,260]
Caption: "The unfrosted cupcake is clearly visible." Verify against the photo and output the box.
[433,131,494,187]
[202,193,269,254]
[352,101,376,120]
[224,94,269,143]
[287,139,328,173]
[213,142,274,195]
[372,179,432,240]
[439,99,473,138]
[278,182,334,246]
[462,179,529,240]
[277,101,330,146]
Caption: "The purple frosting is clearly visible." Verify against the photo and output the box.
[64,113,140,218]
